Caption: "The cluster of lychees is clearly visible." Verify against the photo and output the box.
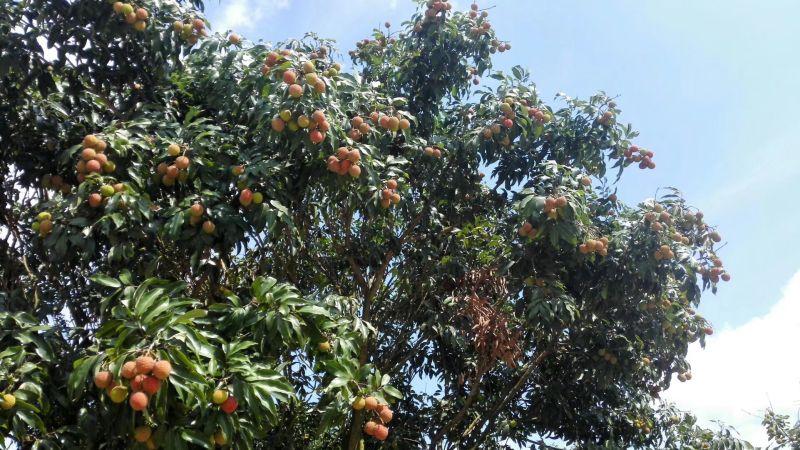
[327,147,362,177]
[75,134,114,183]
[111,2,148,32]
[173,18,207,45]
[353,396,393,441]
[348,112,411,142]
[92,355,172,414]
[380,179,401,209]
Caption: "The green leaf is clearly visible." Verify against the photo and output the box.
[90,273,121,288]
[174,309,208,324]
[181,430,213,449]
[67,354,101,401]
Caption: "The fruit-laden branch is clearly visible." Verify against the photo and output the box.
[462,348,552,449]
[345,208,428,450]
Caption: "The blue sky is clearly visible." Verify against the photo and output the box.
[204,0,800,445]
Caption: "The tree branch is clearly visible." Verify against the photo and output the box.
[462,349,551,449]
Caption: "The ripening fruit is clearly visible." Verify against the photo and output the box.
[113,2,125,13]
[39,219,53,235]
[232,165,245,176]
[379,408,393,423]
[167,143,181,157]
[133,20,147,32]
[220,396,238,414]
[1,394,16,410]
[709,231,721,242]
[314,80,326,93]
[352,397,366,410]
[142,376,160,395]
[100,185,115,197]
[125,12,137,24]
[84,134,99,148]
[348,165,361,178]
[110,385,129,403]
[252,192,264,204]
[302,61,315,74]
[88,193,103,208]
[94,371,113,389]
[228,33,241,45]
[283,70,297,84]
[581,177,591,186]
[175,156,190,170]
[336,147,350,160]
[86,159,102,173]
[387,116,400,131]
[364,396,378,410]
[212,389,229,405]
[271,116,286,132]
[364,421,378,436]
[103,161,116,173]
[190,203,204,218]
[556,196,567,207]
[380,198,391,209]
[519,222,534,237]
[348,149,361,162]
[165,165,179,179]
[134,426,152,443]
[121,361,137,379]
[239,189,253,206]
[318,341,331,352]
[131,374,145,392]
[289,84,303,98]
[423,147,434,157]
[305,73,319,87]
[432,148,442,158]
[373,425,389,441]
[502,118,513,129]
[387,179,398,190]
[130,392,148,411]
[278,110,292,124]
[311,110,325,124]
[309,130,324,144]
[202,220,215,234]
[136,356,156,375]
[399,118,410,130]
[213,432,226,445]
[81,147,97,161]
[135,7,148,19]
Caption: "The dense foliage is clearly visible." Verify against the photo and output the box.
[0,0,768,449]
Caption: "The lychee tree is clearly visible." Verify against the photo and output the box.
[0,0,750,449]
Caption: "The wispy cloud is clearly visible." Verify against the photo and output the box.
[664,269,800,446]
[210,0,290,33]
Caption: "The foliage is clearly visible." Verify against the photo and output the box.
[0,0,750,449]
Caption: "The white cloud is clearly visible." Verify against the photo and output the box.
[210,0,289,33]
[665,269,800,446]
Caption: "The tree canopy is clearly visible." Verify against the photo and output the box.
[0,0,764,449]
